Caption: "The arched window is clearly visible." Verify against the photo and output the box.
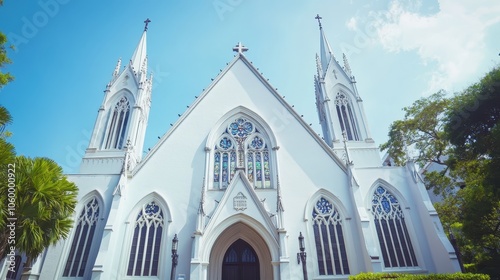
[105,96,130,149]
[335,93,360,141]
[63,197,99,277]
[213,117,272,189]
[312,197,350,276]
[371,186,418,268]
[127,201,164,276]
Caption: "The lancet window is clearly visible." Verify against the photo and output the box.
[127,201,164,276]
[312,197,350,276]
[213,117,272,189]
[371,186,418,268]
[335,93,360,141]
[105,96,130,149]
[63,197,100,277]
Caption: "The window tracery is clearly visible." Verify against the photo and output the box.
[335,93,360,141]
[213,117,272,189]
[371,186,418,268]
[312,197,350,276]
[105,96,130,149]
[63,197,99,277]
[127,201,164,276]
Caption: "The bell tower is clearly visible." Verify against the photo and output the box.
[313,15,381,167]
[80,19,153,174]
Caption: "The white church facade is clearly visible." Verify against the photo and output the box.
[6,17,461,280]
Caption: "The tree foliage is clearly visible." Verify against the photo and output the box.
[0,157,78,263]
[380,90,450,167]
[0,27,14,89]
[380,90,455,196]
[381,66,500,278]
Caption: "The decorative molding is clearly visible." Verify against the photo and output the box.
[233,192,247,211]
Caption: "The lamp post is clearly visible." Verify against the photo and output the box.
[170,234,178,280]
[297,232,308,280]
[449,231,465,272]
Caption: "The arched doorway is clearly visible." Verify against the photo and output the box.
[222,239,260,280]
[207,221,275,279]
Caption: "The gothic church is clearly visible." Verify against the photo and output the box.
[7,17,461,280]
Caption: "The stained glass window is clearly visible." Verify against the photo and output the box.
[105,96,130,149]
[335,93,360,141]
[372,186,418,268]
[63,197,100,277]
[213,118,272,189]
[214,135,237,188]
[127,201,164,276]
[312,197,350,276]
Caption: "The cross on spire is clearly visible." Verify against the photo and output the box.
[315,14,323,29]
[144,18,151,31]
[232,42,248,54]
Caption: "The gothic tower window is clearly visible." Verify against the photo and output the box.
[372,186,418,268]
[105,96,130,149]
[335,93,360,141]
[127,201,164,277]
[213,117,272,189]
[63,197,99,277]
[312,197,350,276]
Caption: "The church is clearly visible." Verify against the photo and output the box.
[11,16,461,280]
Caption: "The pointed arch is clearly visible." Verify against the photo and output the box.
[103,91,135,150]
[206,107,278,190]
[367,181,419,269]
[334,91,360,141]
[123,192,171,278]
[62,191,104,278]
[305,189,352,276]
[206,218,277,280]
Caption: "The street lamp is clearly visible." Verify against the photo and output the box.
[297,232,308,280]
[170,234,178,280]
[448,230,465,272]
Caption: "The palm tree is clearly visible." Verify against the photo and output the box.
[0,156,78,266]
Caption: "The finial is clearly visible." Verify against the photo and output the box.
[315,14,323,29]
[198,177,206,215]
[276,175,284,212]
[343,53,352,76]
[232,42,248,54]
[113,58,121,77]
[342,130,353,165]
[144,18,151,31]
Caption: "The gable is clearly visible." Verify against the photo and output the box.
[135,53,347,176]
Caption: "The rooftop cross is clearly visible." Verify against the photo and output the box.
[144,18,151,31]
[232,42,248,54]
[315,14,323,29]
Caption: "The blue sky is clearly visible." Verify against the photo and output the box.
[1,0,499,173]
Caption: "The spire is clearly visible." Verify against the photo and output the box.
[130,19,149,74]
[316,14,333,76]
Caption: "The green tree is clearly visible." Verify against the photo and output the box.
[381,66,500,278]
[445,66,500,277]
[0,28,14,88]
[0,157,78,265]
[379,90,456,196]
